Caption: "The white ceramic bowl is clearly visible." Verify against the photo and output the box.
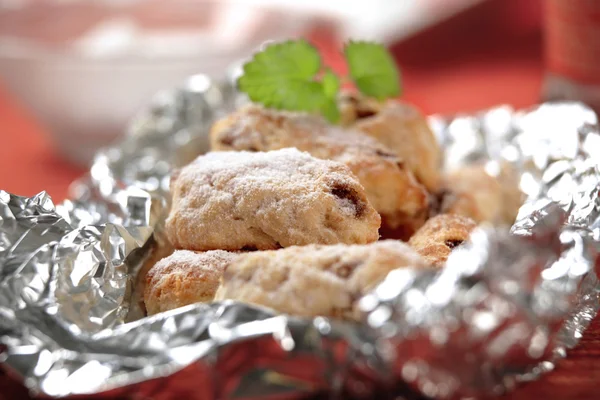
[0,0,317,165]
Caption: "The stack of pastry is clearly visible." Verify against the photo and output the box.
[144,94,523,319]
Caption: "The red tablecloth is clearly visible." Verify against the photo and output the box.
[6,1,599,400]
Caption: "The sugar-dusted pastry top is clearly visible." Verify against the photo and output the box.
[166,148,381,251]
[214,240,429,320]
[409,214,477,267]
[144,250,238,315]
[210,104,429,232]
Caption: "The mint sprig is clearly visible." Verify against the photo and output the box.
[237,39,401,123]
[344,41,401,100]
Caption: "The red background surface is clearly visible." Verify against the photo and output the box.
[1,0,600,399]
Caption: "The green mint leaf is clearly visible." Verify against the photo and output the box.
[322,69,340,99]
[238,40,327,113]
[344,41,401,100]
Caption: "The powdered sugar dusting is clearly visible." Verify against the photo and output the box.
[145,250,240,314]
[167,148,380,251]
[183,147,352,183]
[222,104,394,155]
[148,250,237,280]
[215,240,429,319]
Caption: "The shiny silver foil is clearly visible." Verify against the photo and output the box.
[1,72,599,399]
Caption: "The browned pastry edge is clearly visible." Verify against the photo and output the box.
[409,213,477,267]
[339,91,443,192]
[129,231,174,319]
[144,249,238,315]
[432,163,524,226]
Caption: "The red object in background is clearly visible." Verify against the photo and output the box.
[542,0,600,113]
[393,0,543,114]
[545,0,600,85]
[0,89,86,200]
[2,0,600,399]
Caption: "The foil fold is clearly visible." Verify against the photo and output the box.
[1,74,600,399]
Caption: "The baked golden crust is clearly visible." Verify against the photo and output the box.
[166,148,381,251]
[132,231,175,317]
[144,250,237,315]
[339,93,442,191]
[436,189,484,223]
[214,240,427,319]
[409,214,477,267]
[210,104,429,230]
[496,162,524,224]
[438,163,523,225]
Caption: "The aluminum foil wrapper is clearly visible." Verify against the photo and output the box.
[1,73,600,399]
